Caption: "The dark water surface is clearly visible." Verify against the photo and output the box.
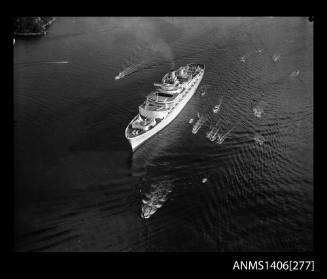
[14,17,313,252]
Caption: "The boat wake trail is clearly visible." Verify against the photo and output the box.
[115,59,153,80]
[15,61,69,67]
[46,61,69,64]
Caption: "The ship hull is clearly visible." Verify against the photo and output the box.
[126,68,204,151]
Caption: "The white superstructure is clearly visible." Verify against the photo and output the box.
[125,63,205,151]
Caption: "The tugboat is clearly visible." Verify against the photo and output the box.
[125,64,205,151]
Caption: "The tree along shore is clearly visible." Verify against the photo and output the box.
[13,17,56,36]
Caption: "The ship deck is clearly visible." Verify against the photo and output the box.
[139,101,171,112]
[147,91,180,104]
[126,116,163,138]
[125,63,205,144]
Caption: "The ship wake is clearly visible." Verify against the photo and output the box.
[116,60,151,80]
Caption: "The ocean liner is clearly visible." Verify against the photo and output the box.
[125,63,205,151]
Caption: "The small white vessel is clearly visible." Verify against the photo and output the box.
[210,126,221,141]
[125,63,205,151]
[290,70,300,78]
[192,115,207,134]
[189,118,194,124]
[115,64,140,80]
[272,53,280,62]
[192,120,202,134]
[254,134,265,145]
[213,105,220,113]
[253,107,263,118]
[213,97,223,113]
[115,72,125,80]
[240,56,246,63]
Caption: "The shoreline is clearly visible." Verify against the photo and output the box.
[14,17,56,37]
[14,31,47,36]
[43,17,56,28]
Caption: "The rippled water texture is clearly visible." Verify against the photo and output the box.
[14,17,313,252]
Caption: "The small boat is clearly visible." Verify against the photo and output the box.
[207,125,220,141]
[290,70,300,78]
[213,97,223,113]
[216,127,233,144]
[211,127,221,141]
[206,128,214,140]
[115,72,125,80]
[216,135,223,144]
[272,54,280,62]
[213,105,220,113]
[192,114,207,134]
[192,119,202,134]
[254,134,265,145]
[189,118,194,124]
[253,107,263,118]
[240,56,246,63]
[202,178,208,183]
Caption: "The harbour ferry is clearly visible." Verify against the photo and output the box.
[125,63,205,151]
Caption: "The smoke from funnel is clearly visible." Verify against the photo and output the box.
[148,38,175,69]
[120,18,175,69]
